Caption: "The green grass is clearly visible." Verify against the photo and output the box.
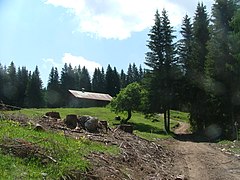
[9,107,183,140]
[218,139,240,154]
[0,107,190,178]
[15,107,118,126]
[170,110,189,123]
[0,119,118,179]
[4,107,189,141]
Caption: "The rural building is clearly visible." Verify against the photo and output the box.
[68,89,112,107]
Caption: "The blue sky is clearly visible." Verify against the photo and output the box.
[0,0,213,86]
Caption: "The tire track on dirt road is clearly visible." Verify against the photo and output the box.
[171,122,240,180]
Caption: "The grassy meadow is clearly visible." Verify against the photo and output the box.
[0,107,189,179]
[18,107,188,139]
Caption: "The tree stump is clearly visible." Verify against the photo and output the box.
[119,124,133,133]
[34,123,45,131]
[45,112,61,119]
[78,115,91,129]
[85,117,99,133]
[100,120,108,133]
[64,114,78,129]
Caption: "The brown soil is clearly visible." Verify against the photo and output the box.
[170,122,240,180]
[3,113,240,180]
[84,129,177,180]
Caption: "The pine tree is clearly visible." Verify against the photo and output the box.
[79,66,91,91]
[25,66,44,108]
[139,65,144,81]
[144,9,176,132]
[132,63,139,82]
[16,67,29,107]
[205,0,239,138]
[176,15,194,109]
[120,69,127,88]
[100,67,106,92]
[46,67,61,107]
[74,65,81,90]
[92,67,106,93]
[192,3,210,75]
[126,64,133,85]
[181,3,210,132]
[5,62,17,105]
[106,65,120,97]
[0,63,7,103]
[178,15,193,76]
[60,63,75,106]
[112,67,120,96]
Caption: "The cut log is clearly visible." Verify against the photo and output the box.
[64,114,78,129]
[45,112,61,119]
[99,120,108,133]
[119,124,133,133]
[34,123,45,131]
[78,115,91,129]
[85,117,99,133]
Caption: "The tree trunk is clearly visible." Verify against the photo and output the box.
[167,109,170,133]
[122,110,132,124]
[164,110,168,132]
[126,110,132,121]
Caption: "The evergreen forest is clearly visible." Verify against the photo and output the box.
[1,0,240,139]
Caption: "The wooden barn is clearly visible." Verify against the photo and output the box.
[68,89,112,107]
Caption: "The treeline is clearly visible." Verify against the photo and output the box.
[1,0,239,139]
[0,62,144,108]
[143,0,240,139]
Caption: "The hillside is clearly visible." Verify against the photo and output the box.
[1,108,240,179]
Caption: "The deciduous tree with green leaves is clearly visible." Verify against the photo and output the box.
[110,82,142,123]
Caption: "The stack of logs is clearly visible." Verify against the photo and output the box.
[45,112,133,134]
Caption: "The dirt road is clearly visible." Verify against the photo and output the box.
[6,113,240,179]
[172,122,240,180]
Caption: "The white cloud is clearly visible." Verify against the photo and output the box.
[43,53,102,75]
[43,58,62,69]
[45,0,214,40]
[62,53,102,73]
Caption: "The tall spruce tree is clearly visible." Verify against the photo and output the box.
[74,65,81,90]
[126,64,133,85]
[132,63,139,82]
[16,67,29,107]
[205,0,239,138]
[25,66,44,108]
[0,63,7,103]
[79,66,91,91]
[120,69,127,88]
[60,63,75,106]
[106,65,120,97]
[106,65,114,96]
[177,15,194,108]
[92,67,106,93]
[47,67,61,107]
[185,3,210,132]
[139,65,144,81]
[144,9,176,132]
[113,67,120,96]
[5,62,17,105]
[178,15,193,75]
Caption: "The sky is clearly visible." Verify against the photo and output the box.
[0,0,214,86]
